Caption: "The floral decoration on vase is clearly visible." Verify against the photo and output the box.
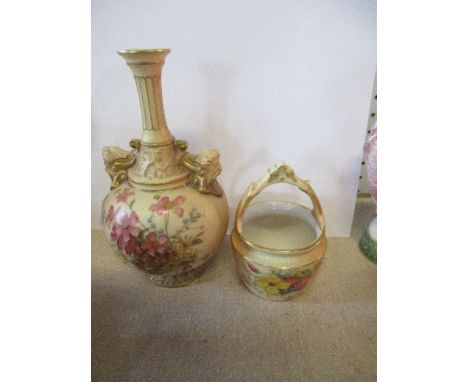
[105,187,206,275]
[240,259,317,300]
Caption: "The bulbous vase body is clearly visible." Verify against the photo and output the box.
[102,49,229,286]
[103,182,228,286]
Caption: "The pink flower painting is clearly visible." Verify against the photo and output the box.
[150,195,186,218]
[105,205,120,227]
[116,188,135,203]
[247,262,258,273]
[284,276,311,291]
[140,232,170,257]
[107,192,204,274]
[111,211,140,250]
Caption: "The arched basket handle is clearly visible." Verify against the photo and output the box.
[234,162,326,236]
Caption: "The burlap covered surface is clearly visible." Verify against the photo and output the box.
[92,199,376,381]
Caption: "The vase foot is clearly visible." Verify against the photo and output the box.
[146,265,207,287]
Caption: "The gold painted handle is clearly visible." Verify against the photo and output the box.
[102,141,138,190]
[182,148,224,197]
[234,162,325,235]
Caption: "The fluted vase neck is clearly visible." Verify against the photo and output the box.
[117,49,188,188]
[118,49,173,146]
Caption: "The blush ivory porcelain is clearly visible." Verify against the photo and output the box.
[231,162,327,301]
[102,49,229,287]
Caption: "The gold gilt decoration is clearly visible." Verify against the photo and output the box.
[102,145,137,190]
[234,162,325,236]
[129,138,141,152]
[174,139,188,167]
[269,163,297,183]
[183,149,224,197]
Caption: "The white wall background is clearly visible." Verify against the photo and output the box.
[92,0,376,236]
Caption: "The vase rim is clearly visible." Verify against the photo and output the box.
[117,48,171,55]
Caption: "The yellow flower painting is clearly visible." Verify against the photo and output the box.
[255,275,291,295]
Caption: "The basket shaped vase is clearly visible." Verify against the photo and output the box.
[231,162,327,301]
